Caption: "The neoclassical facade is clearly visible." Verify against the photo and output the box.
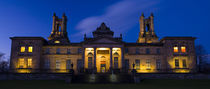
[10,13,197,74]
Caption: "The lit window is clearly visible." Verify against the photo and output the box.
[19,58,24,68]
[146,59,151,69]
[20,46,25,52]
[28,46,33,52]
[181,46,186,53]
[135,59,140,70]
[173,46,178,53]
[54,40,60,43]
[27,58,32,68]
[56,60,60,69]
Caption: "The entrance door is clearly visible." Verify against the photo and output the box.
[100,56,106,73]
[101,64,106,73]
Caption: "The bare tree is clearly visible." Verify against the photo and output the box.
[0,52,9,73]
[195,45,207,72]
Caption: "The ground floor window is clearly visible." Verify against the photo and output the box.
[66,60,71,69]
[18,58,24,68]
[135,59,140,70]
[27,58,32,68]
[45,59,50,69]
[125,59,129,70]
[88,57,92,69]
[56,60,61,69]
[182,59,187,68]
[175,59,179,68]
[114,57,118,69]
[156,59,161,70]
[146,59,151,69]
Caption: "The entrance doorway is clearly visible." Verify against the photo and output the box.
[100,56,106,73]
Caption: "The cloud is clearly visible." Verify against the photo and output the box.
[74,0,159,39]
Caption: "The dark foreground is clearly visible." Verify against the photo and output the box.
[0,79,210,89]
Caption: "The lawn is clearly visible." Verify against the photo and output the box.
[0,79,209,89]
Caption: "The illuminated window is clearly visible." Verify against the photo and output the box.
[54,40,60,44]
[28,46,33,52]
[183,59,187,68]
[20,46,25,52]
[173,46,178,53]
[19,58,24,68]
[175,59,179,68]
[181,46,186,53]
[135,59,140,70]
[27,58,32,68]
[56,60,60,69]
[156,59,161,70]
[146,59,151,69]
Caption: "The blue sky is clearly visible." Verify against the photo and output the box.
[0,0,210,58]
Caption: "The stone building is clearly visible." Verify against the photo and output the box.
[10,13,197,74]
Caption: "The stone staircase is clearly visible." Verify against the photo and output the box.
[71,73,134,83]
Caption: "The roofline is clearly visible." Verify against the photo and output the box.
[10,37,46,40]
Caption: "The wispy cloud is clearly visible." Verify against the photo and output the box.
[74,0,160,39]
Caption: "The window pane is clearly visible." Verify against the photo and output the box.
[114,57,118,69]
[66,60,71,69]
[146,48,150,54]
[183,59,187,68]
[67,49,71,54]
[135,59,140,70]
[56,48,60,54]
[20,46,25,52]
[175,59,179,68]
[27,58,32,68]
[156,48,160,54]
[88,57,92,69]
[173,47,178,53]
[146,59,151,69]
[156,59,161,70]
[45,59,50,69]
[19,58,24,68]
[56,60,60,69]
[28,46,33,52]
[181,46,186,53]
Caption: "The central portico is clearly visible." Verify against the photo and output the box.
[82,22,124,73]
[84,47,122,73]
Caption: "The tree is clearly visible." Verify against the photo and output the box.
[0,52,9,73]
[195,45,207,72]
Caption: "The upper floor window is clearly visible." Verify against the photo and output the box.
[45,59,50,69]
[135,48,140,54]
[78,48,82,54]
[125,48,129,53]
[56,48,60,54]
[45,48,50,54]
[20,46,25,52]
[146,48,150,54]
[67,48,71,54]
[173,46,178,53]
[28,46,33,52]
[156,48,160,54]
[181,46,186,53]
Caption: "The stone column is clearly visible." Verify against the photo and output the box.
[94,47,96,72]
[121,47,124,72]
[110,47,113,71]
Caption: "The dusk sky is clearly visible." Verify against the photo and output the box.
[0,0,210,58]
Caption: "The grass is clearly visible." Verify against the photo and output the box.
[0,79,210,89]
